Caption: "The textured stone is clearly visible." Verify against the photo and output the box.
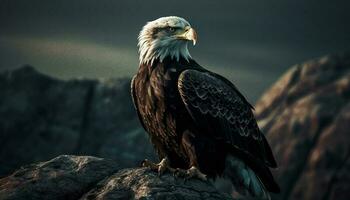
[81,168,230,200]
[0,66,155,177]
[0,155,120,200]
[255,53,350,200]
[0,155,230,200]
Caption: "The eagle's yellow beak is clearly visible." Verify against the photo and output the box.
[177,27,197,46]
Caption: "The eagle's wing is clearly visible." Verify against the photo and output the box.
[177,69,277,169]
[131,75,146,130]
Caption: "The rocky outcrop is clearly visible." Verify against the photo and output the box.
[255,53,350,200]
[0,155,230,200]
[81,168,230,200]
[0,155,120,200]
[0,66,155,177]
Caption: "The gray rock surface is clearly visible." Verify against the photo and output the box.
[0,155,230,200]
[255,53,350,200]
[0,155,120,200]
[0,66,155,177]
[81,168,230,200]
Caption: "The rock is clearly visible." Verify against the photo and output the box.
[81,168,230,200]
[0,155,120,200]
[0,155,230,200]
[255,53,350,200]
[0,66,156,177]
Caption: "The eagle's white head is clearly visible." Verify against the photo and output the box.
[138,16,197,65]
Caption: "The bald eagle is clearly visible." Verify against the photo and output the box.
[131,16,280,198]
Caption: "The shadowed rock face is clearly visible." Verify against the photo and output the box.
[255,53,350,200]
[81,168,230,200]
[0,155,230,200]
[0,155,121,200]
[0,66,155,177]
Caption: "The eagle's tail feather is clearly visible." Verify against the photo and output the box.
[224,155,271,200]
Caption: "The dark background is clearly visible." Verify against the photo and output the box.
[1,0,349,101]
[0,1,350,199]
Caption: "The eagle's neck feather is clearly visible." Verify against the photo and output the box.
[138,33,191,65]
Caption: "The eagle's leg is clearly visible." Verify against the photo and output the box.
[142,158,207,180]
[174,166,207,181]
[172,130,208,181]
[142,157,176,176]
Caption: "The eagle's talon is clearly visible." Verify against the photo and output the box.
[142,158,160,171]
[172,166,207,181]
[142,157,174,176]
[188,166,207,181]
[173,168,183,178]
[140,159,148,167]
[157,157,169,176]
[142,161,207,181]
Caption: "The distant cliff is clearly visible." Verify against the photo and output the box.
[0,66,155,177]
[255,53,350,200]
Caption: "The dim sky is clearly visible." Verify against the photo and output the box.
[0,0,349,102]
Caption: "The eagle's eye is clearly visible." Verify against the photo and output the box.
[167,27,176,33]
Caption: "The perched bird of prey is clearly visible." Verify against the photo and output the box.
[131,16,280,198]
